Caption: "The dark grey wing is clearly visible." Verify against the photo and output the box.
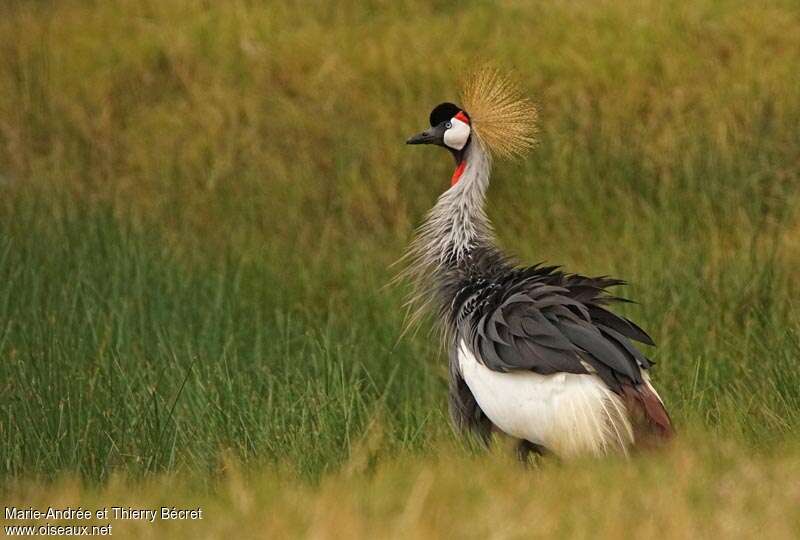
[448,346,494,443]
[462,268,655,392]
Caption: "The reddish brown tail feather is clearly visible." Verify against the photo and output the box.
[621,383,674,444]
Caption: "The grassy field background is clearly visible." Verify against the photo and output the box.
[1,0,800,537]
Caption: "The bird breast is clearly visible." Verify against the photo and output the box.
[457,340,635,457]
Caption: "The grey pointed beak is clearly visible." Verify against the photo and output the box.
[406,129,437,145]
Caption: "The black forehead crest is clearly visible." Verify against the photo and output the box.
[429,102,462,127]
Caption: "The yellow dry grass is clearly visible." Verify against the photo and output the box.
[3,438,800,539]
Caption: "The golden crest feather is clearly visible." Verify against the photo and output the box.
[460,67,538,159]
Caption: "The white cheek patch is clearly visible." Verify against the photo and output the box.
[443,118,471,150]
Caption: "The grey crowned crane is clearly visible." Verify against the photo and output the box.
[402,69,673,459]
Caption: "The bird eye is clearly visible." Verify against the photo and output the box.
[445,122,452,129]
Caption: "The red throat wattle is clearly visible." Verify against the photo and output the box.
[451,160,467,186]
[450,111,469,186]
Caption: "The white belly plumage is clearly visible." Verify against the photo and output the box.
[457,340,634,457]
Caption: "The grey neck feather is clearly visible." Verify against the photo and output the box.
[400,139,503,332]
[419,139,494,267]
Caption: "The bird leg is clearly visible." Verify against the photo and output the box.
[516,439,548,466]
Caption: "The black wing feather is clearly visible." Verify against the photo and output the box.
[458,265,654,391]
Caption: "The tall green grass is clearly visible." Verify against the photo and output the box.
[1,0,800,484]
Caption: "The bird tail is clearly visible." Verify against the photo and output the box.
[620,380,674,445]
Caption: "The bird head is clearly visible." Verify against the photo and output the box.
[406,102,472,156]
[406,68,538,161]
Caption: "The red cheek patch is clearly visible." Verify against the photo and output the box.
[454,111,470,124]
